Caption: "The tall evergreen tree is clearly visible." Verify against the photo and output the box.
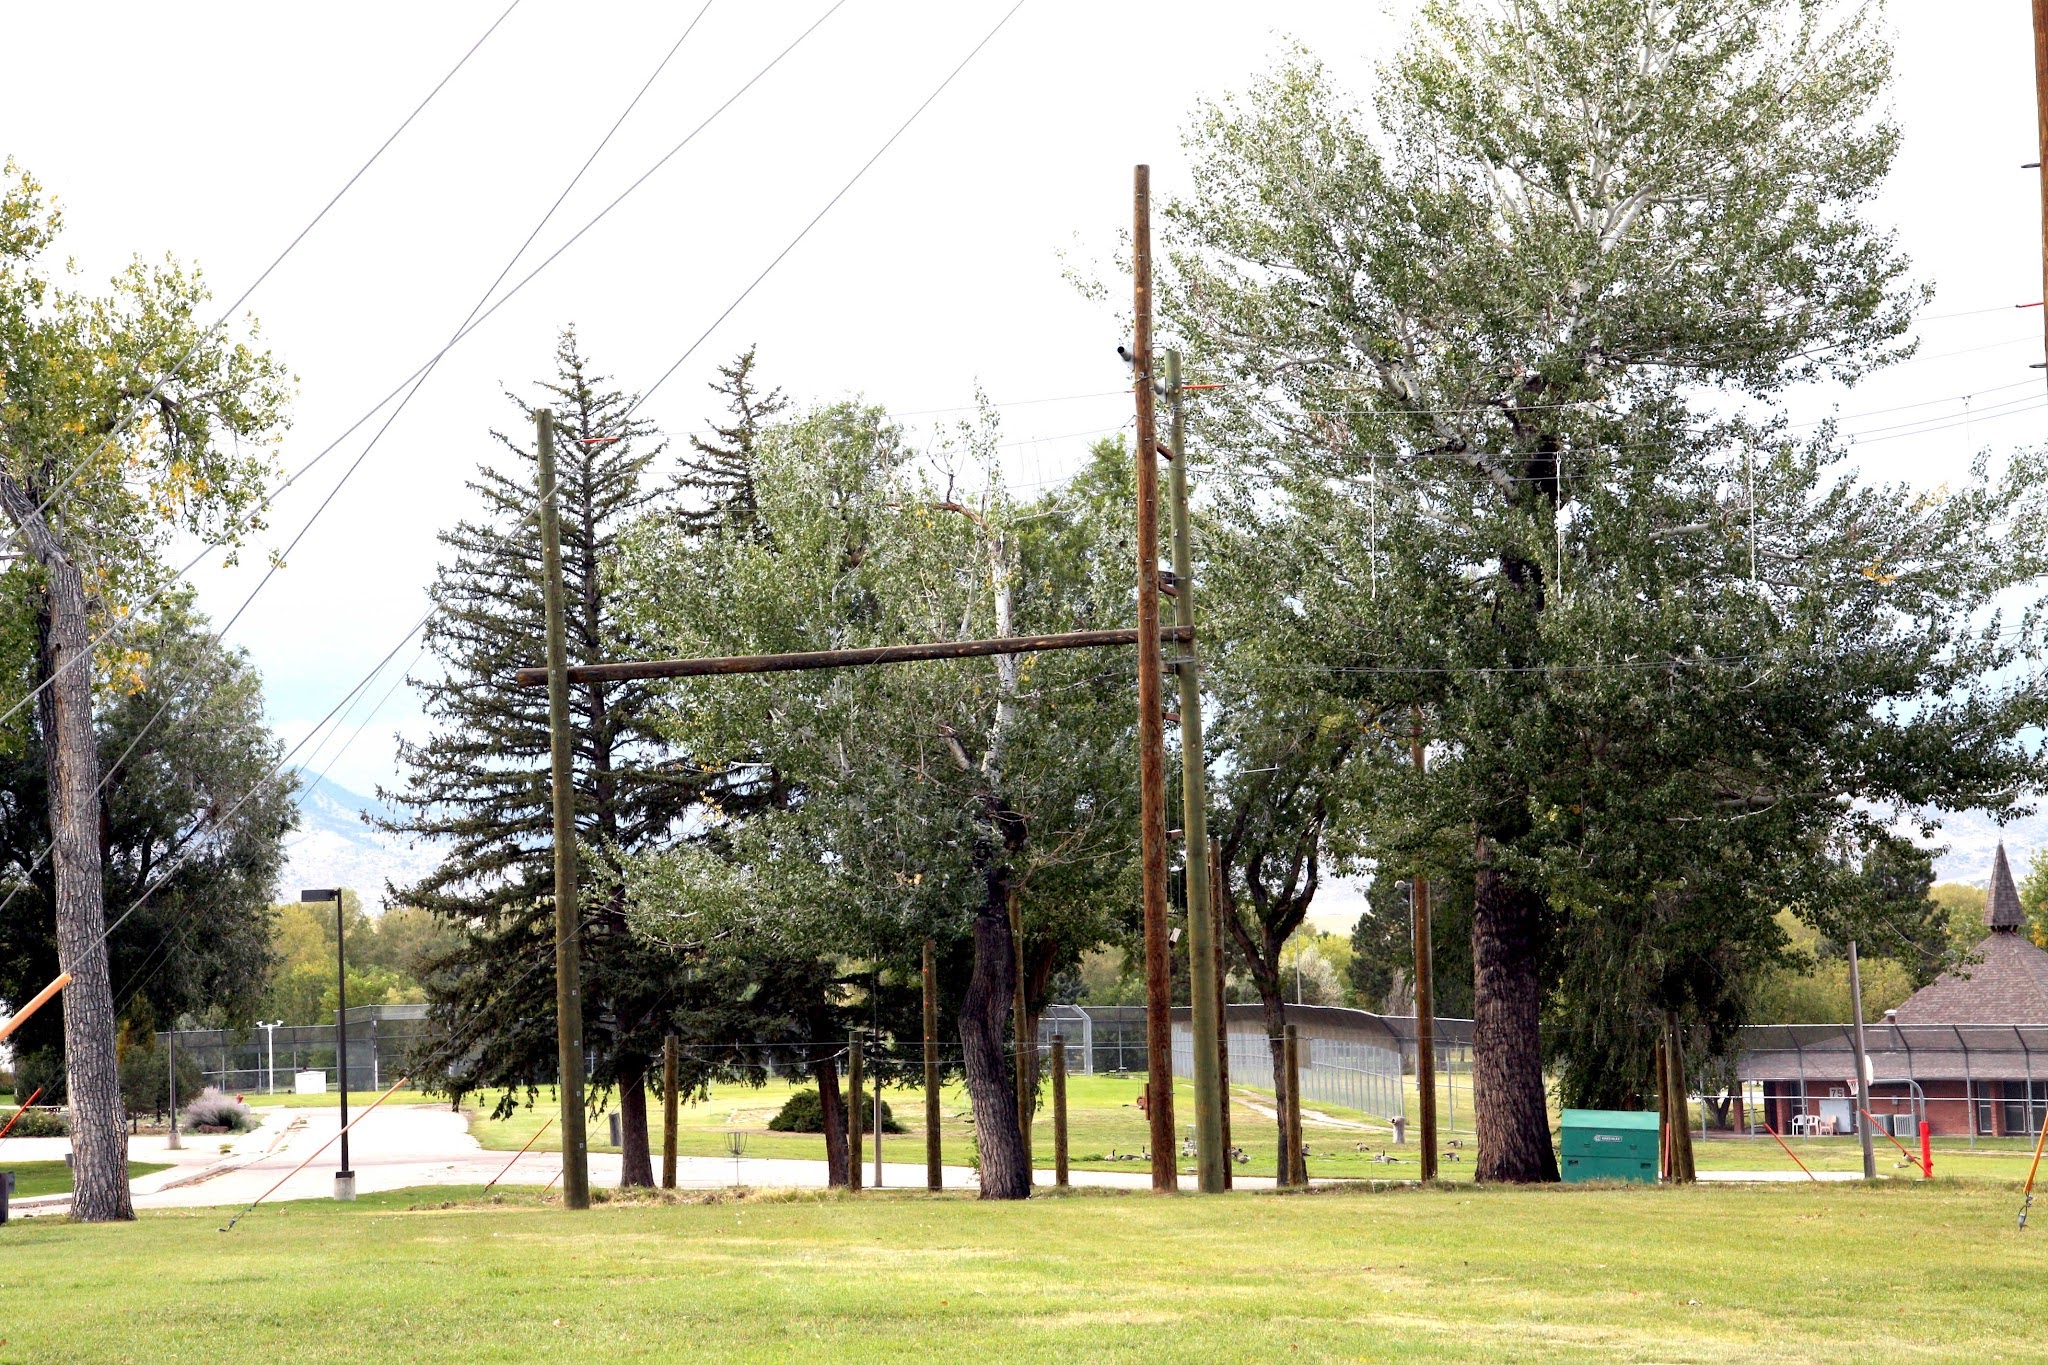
[382,329,698,1186]
[676,346,785,537]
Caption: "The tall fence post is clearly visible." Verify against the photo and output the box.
[923,939,942,1191]
[1053,1035,1070,1188]
[847,1034,863,1193]
[661,1034,679,1190]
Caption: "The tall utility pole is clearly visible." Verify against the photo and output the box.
[1847,940,1878,1181]
[1131,162,1177,1191]
[537,405,591,1211]
[1410,721,1438,1184]
[2034,0,2048,379]
[1163,349,1225,1192]
[923,939,942,1191]
[661,1035,679,1190]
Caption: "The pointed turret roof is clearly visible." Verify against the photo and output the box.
[1988,843,2025,933]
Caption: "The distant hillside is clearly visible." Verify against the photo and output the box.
[277,776,442,911]
[1916,809,2048,887]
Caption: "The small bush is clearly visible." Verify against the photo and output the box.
[3,1106,68,1137]
[767,1088,904,1135]
[181,1086,256,1133]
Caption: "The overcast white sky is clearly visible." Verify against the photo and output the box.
[2,0,2043,851]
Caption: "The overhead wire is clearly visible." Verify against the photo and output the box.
[25,0,528,525]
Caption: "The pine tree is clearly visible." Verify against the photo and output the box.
[675,346,785,536]
[381,329,700,1186]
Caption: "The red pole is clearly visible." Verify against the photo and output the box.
[1763,1121,1819,1183]
[1920,1120,1934,1180]
[484,1116,555,1191]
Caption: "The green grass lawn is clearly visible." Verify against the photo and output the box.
[0,1180,2043,1361]
[461,1073,1456,1183]
[1,1160,168,1198]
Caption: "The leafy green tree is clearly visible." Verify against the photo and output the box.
[619,416,1141,1199]
[382,330,699,1186]
[0,161,290,1219]
[1163,3,2048,1178]
[0,591,293,1108]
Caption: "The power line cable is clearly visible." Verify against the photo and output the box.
[628,0,1033,416]
[24,0,528,524]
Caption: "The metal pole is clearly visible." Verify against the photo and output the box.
[1130,163,1178,1193]
[1848,940,1878,1180]
[537,405,591,1211]
[661,1034,678,1190]
[166,1025,181,1151]
[1053,1034,1070,1187]
[847,1033,863,1192]
[335,891,352,1190]
[923,939,942,1191]
[1163,349,1224,1193]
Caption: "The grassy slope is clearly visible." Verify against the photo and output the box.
[2,1181,2043,1362]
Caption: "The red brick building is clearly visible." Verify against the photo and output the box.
[1740,844,2048,1138]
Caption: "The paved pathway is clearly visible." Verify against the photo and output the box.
[8,1105,1283,1216]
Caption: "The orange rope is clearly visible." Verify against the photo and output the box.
[484,1116,554,1191]
[219,1074,410,1231]
[2019,1114,2048,1228]
[1763,1121,1819,1183]
[0,973,71,1043]
[0,1086,45,1143]
[1860,1108,1925,1176]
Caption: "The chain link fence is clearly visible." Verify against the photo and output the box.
[156,1005,430,1095]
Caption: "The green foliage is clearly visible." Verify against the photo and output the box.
[0,1103,67,1137]
[0,592,293,1059]
[118,1036,202,1116]
[766,1087,902,1135]
[256,900,448,1023]
[1348,874,1475,1018]
[1162,0,2048,1114]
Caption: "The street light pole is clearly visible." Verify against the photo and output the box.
[260,1020,280,1095]
[303,888,354,1200]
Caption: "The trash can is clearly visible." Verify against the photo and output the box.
[1559,1108,1659,1184]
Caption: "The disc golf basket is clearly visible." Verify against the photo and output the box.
[724,1129,748,1188]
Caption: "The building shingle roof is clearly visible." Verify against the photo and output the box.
[1892,931,2048,1025]
[1988,842,2026,931]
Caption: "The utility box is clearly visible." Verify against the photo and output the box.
[1559,1108,1660,1184]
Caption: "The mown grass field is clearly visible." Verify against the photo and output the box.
[1,1179,2043,1362]
[456,1074,2048,1185]
[0,1160,168,1199]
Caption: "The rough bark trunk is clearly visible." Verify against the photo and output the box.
[815,1054,849,1188]
[617,1051,654,1187]
[3,475,130,1222]
[1471,841,1558,1184]
[1256,986,1292,1186]
[961,872,1029,1199]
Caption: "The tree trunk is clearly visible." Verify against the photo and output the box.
[1471,840,1558,1184]
[30,541,131,1220]
[1255,985,1292,1186]
[961,874,1029,1199]
[815,1053,849,1187]
[617,1050,654,1187]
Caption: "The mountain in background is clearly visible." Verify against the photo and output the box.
[277,776,441,911]
[1919,808,2048,887]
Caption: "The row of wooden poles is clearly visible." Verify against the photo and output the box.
[641,964,1318,1192]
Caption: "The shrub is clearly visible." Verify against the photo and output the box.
[11,1048,65,1105]
[119,1040,204,1117]
[181,1086,256,1133]
[3,1106,68,1137]
[767,1088,904,1135]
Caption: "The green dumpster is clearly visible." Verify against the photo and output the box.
[1559,1108,1660,1184]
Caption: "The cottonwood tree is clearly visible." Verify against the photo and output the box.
[619,414,1140,1199]
[1163,2,2048,1179]
[0,163,289,1219]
